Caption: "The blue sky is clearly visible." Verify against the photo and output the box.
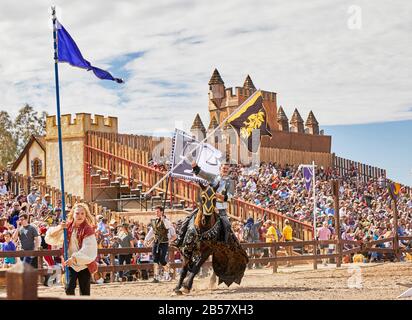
[323,120,412,186]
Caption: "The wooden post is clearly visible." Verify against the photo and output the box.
[7,262,38,300]
[169,247,176,280]
[37,254,43,284]
[331,179,342,267]
[313,240,318,270]
[272,243,278,274]
[392,199,400,261]
[110,253,116,282]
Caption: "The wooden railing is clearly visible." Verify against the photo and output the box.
[333,154,387,182]
[229,198,314,241]
[84,138,315,240]
[1,236,411,286]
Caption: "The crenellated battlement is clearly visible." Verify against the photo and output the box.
[207,69,326,145]
[46,113,118,140]
[221,87,276,102]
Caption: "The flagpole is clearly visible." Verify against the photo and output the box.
[52,6,69,285]
[312,161,316,240]
[145,90,262,195]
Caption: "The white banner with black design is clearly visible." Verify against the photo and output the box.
[170,129,222,184]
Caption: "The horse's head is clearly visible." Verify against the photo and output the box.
[199,184,217,216]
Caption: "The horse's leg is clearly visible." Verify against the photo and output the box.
[182,251,212,293]
[174,262,189,294]
[209,271,217,290]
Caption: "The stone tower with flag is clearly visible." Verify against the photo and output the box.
[189,68,332,165]
[207,69,278,132]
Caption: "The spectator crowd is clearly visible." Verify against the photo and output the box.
[228,162,412,263]
[0,175,181,285]
[0,159,411,286]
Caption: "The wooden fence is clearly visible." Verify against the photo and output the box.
[1,236,411,289]
[260,147,333,169]
[333,154,387,182]
[84,135,315,240]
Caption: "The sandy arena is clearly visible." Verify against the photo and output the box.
[3,262,410,300]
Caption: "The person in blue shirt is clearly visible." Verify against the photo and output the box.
[2,231,16,267]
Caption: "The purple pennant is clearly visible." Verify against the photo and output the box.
[303,167,313,191]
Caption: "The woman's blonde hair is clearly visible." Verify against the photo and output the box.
[67,203,95,226]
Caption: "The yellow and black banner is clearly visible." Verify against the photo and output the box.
[387,182,401,202]
[227,90,272,152]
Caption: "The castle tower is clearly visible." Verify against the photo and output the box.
[208,116,218,130]
[305,111,319,135]
[190,113,206,141]
[45,113,118,200]
[277,106,289,131]
[243,75,256,91]
[290,108,304,133]
[207,69,277,132]
[207,116,220,147]
[208,68,225,123]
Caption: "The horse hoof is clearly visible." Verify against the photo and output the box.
[172,290,183,296]
[182,287,190,294]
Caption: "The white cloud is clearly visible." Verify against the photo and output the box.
[0,0,411,135]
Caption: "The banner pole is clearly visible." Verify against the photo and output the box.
[312,161,316,240]
[52,6,69,285]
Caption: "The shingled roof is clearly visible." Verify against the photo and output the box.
[208,68,224,85]
[191,114,206,131]
[277,106,288,121]
[290,108,304,124]
[243,75,256,90]
[208,116,219,129]
[305,110,319,126]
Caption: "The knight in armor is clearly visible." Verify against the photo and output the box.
[174,161,234,246]
[144,206,172,283]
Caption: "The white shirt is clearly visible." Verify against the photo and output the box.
[45,226,98,272]
[0,185,7,196]
[168,225,176,241]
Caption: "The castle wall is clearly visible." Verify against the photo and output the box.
[45,113,118,199]
[260,147,333,169]
[261,131,331,153]
[46,139,85,198]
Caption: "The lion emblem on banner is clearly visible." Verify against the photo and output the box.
[240,110,265,139]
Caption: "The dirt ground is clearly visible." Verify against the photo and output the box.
[3,262,412,300]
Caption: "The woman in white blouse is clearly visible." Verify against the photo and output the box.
[45,203,97,296]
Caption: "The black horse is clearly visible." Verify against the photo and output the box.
[173,184,248,294]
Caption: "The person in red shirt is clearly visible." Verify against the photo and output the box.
[0,217,9,243]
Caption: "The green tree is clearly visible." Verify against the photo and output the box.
[0,111,18,169]
[13,104,47,153]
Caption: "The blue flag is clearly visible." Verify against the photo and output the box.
[303,167,313,191]
[56,20,123,83]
